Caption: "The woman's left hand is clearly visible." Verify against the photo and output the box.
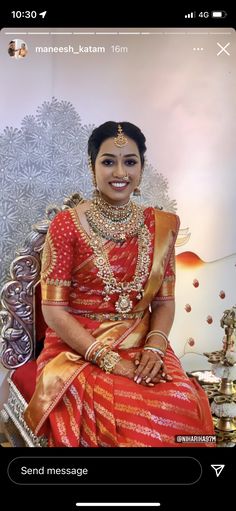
[133,350,172,385]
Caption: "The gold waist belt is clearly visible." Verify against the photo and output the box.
[69,309,145,321]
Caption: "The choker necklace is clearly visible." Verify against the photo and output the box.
[95,196,132,222]
[85,196,144,242]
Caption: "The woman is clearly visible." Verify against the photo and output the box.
[18,43,27,58]
[24,121,215,447]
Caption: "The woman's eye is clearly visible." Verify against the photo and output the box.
[125,159,138,166]
[102,159,114,166]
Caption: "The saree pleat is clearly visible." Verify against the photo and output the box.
[44,345,214,447]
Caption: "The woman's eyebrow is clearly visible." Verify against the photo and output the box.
[100,153,139,158]
[100,153,116,157]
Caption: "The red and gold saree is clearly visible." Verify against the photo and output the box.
[24,206,215,447]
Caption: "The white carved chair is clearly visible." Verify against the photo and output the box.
[0,194,82,446]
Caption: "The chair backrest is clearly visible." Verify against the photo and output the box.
[0,193,83,370]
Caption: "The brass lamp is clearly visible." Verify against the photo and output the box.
[204,306,236,446]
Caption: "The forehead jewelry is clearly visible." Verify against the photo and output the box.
[114,124,128,147]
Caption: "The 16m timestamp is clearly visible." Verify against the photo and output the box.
[111,45,128,53]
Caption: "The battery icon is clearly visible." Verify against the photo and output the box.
[211,11,227,18]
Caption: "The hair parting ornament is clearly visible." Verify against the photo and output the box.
[114,124,128,147]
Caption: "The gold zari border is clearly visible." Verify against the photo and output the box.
[41,282,70,302]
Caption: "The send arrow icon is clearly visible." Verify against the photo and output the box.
[211,465,225,477]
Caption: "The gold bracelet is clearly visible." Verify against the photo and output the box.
[99,351,121,373]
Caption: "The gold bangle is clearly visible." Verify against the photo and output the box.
[84,340,101,361]
[143,346,165,358]
[145,334,167,352]
[146,330,168,342]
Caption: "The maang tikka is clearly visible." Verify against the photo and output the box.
[114,124,128,147]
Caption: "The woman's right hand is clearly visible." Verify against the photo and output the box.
[112,358,136,380]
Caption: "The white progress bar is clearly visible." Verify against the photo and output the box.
[76,504,161,508]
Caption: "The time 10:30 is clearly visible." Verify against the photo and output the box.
[11,11,37,18]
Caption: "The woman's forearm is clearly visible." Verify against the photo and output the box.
[42,305,95,356]
[42,300,175,358]
[148,300,175,347]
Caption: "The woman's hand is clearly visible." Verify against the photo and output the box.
[112,358,136,380]
[112,356,170,387]
[112,358,155,386]
[134,350,173,385]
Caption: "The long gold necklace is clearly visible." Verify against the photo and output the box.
[87,198,151,313]
[85,196,144,242]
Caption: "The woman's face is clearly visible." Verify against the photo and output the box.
[94,136,142,206]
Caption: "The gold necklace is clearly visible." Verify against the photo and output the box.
[88,221,151,314]
[85,196,144,242]
[95,196,132,222]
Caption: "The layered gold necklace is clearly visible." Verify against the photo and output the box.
[86,196,151,314]
[85,196,144,242]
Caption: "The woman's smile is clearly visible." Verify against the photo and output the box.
[109,180,130,191]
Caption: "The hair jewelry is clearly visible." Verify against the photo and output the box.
[114,124,128,147]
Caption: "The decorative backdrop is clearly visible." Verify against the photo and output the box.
[0,97,177,290]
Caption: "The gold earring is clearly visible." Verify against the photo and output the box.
[133,170,143,197]
[133,187,141,197]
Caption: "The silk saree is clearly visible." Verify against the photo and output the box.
[24,206,215,447]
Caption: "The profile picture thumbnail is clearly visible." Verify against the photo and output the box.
[8,39,28,59]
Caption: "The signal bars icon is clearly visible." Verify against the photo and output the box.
[185,12,196,18]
